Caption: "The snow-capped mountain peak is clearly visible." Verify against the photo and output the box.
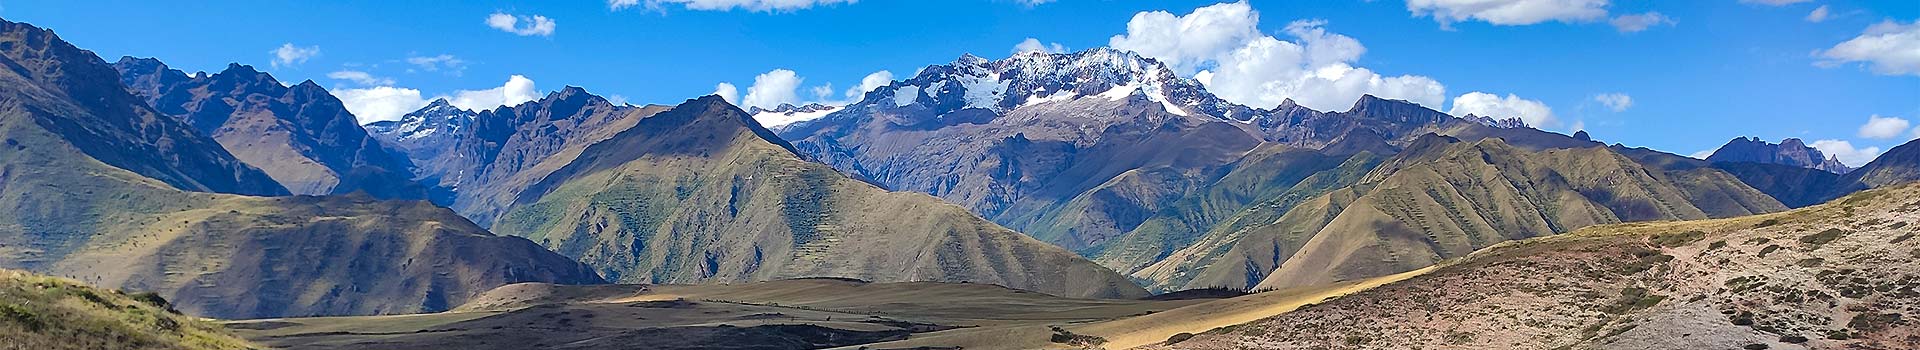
[366,98,475,142]
[749,102,840,130]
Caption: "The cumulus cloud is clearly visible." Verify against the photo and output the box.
[334,75,540,124]
[1013,38,1068,54]
[1406,0,1609,28]
[1805,5,1830,23]
[1592,93,1632,112]
[846,70,893,102]
[487,12,556,37]
[270,43,319,68]
[1448,92,1557,128]
[326,70,394,86]
[448,75,540,111]
[1740,0,1812,6]
[1107,1,1262,74]
[613,0,855,12]
[713,83,740,104]
[1110,2,1447,111]
[717,69,894,109]
[405,54,467,75]
[1859,115,1914,140]
[334,87,427,124]
[1816,20,1920,76]
[740,69,804,110]
[1609,12,1673,33]
[1811,139,1881,166]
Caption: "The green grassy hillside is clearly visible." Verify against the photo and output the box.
[492,96,1148,299]
[0,269,253,350]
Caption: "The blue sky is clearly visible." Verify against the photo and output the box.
[5,0,1917,165]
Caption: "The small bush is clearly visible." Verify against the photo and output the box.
[1163,332,1195,345]
[1799,229,1847,246]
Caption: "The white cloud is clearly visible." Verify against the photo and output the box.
[1591,92,1631,112]
[616,0,855,12]
[713,83,740,104]
[1609,12,1673,33]
[1111,3,1447,111]
[1805,5,1830,23]
[1108,1,1261,74]
[1740,0,1811,6]
[846,70,892,102]
[1013,38,1068,54]
[1015,0,1055,6]
[1810,139,1881,166]
[270,43,319,68]
[1448,91,1557,128]
[448,75,540,111]
[405,54,467,75]
[1816,20,1920,76]
[608,94,631,106]
[1859,115,1913,140]
[487,12,556,37]
[335,86,427,124]
[1407,0,1609,28]
[1688,149,1716,160]
[326,70,394,86]
[334,75,540,124]
[741,69,804,110]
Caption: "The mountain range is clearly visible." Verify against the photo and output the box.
[112,58,427,199]
[4,14,1920,350]
[0,18,600,319]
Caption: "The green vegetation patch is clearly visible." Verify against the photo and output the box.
[1650,231,1707,248]
[1798,229,1849,246]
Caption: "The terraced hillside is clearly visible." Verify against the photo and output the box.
[489,95,1146,299]
[0,269,253,350]
[1155,182,1920,350]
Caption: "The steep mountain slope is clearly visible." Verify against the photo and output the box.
[0,269,253,350]
[361,87,670,225]
[1156,182,1920,350]
[1708,136,1853,174]
[1843,138,1920,190]
[1249,135,1784,291]
[490,95,1147,299]
[0,20,284,196]
[0,18,604,319]
[113,57,425,199]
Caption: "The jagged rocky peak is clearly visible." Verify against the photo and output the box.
[366,98,475,138]
[1343,94,1452,125]
[858,47,1252,122]
[1706,136,1852,174]
[1464,113,1529,129]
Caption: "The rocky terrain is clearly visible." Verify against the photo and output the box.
[1153,182,1920,350]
